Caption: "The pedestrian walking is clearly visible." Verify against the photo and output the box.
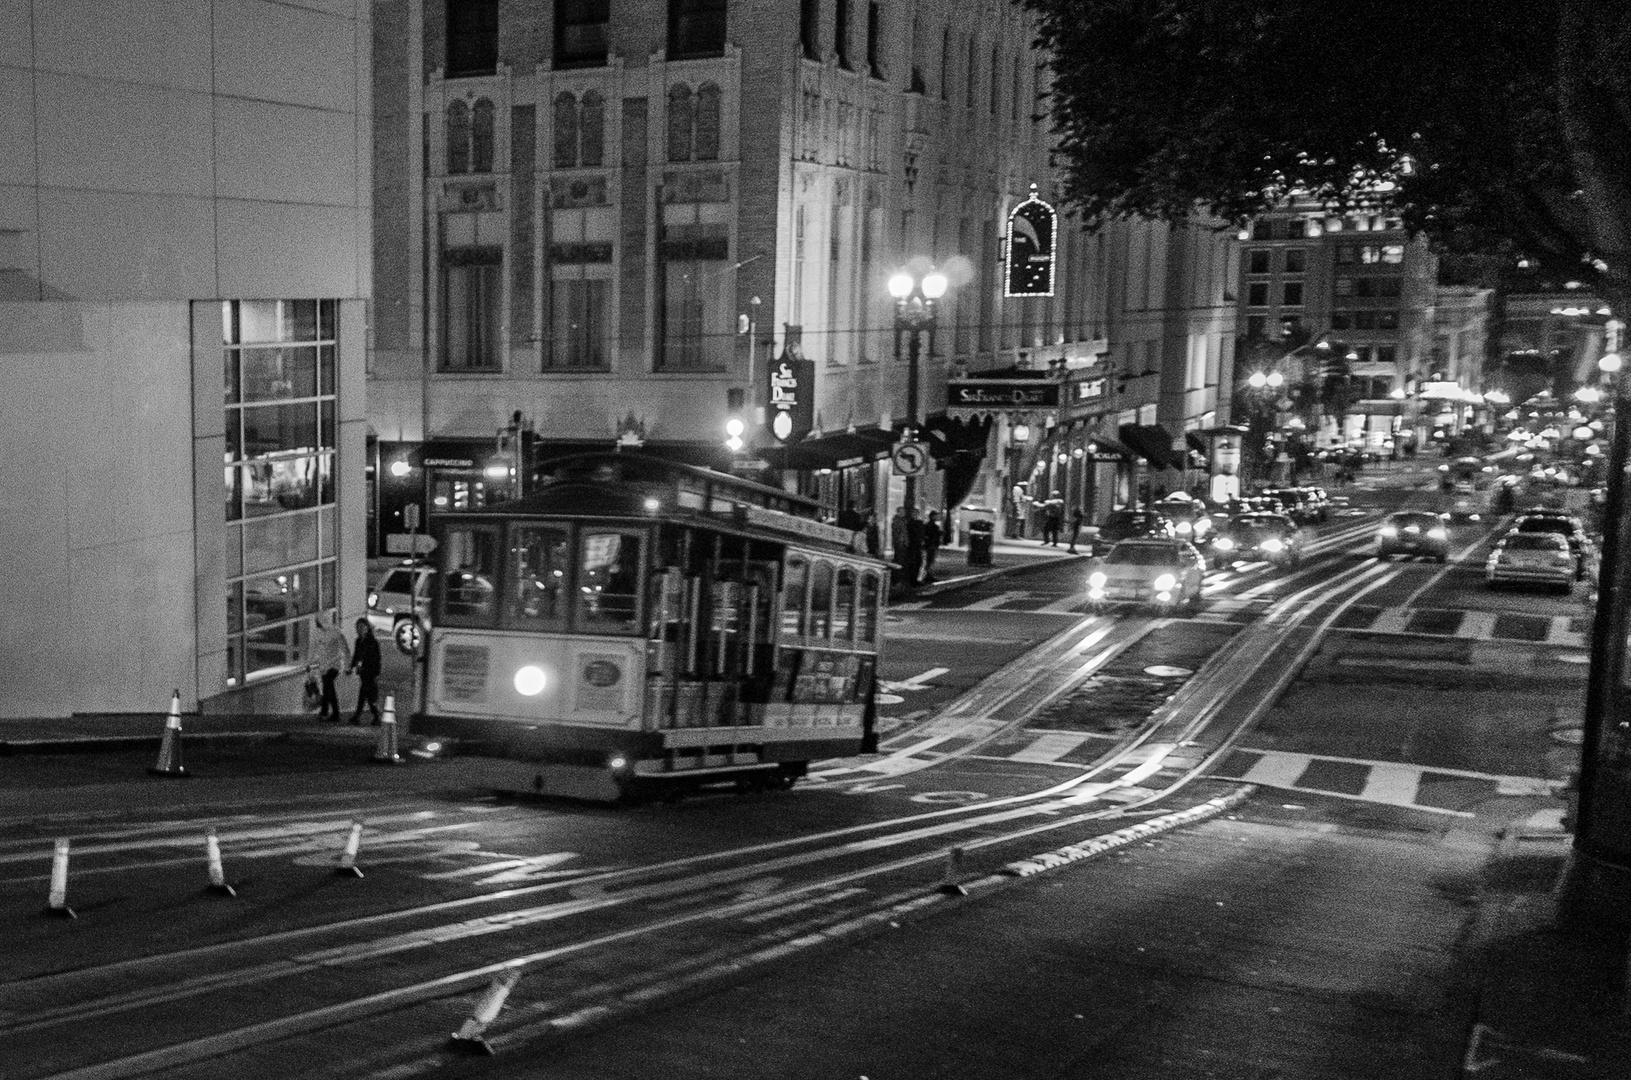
[902,509,925,588]
[922,510,943,582]
[347,617,383,725]
[312,612,351,722]
[1066,507,1085,553]
[890,506,907,558]
[1043,493,1064,546]
[863,511,881,557]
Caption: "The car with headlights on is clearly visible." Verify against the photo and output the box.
[1211,512,1304,568]
[1152,493,1219,561]
[1486,531,1576,593]
[1259,487,1321,525]
[367,562,434,654]
[1087,508,1176,556]
[1510,512,1595,581]
[1376,511,1450,562]
[1087,539,1207,613]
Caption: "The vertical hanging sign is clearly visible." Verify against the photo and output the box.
[766,356,815,444]
[1005,184,1057,297]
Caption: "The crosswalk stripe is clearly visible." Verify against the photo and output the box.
[1359,762,1424,806]
[1036,592,1089,613]
[1367,608,1413,634]
[963,590,1031,610]
[1544,616,1585,646]
[1008,732,1093,763]
[1459,611,1498,640]
[1238,751,1312,787]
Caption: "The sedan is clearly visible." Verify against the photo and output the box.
[1510,512,1594,581]
[1088,509,1176,556]
[1087,539,1208,613]
[1212,512,1304,568]
[1486,532,1576,594]
[1377,511,1450,562]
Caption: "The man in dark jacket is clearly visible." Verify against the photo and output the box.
[347,617,383,725]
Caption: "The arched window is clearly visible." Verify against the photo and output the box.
[579,90,605,166]
[694,83,721,162]
[470,98,495,173]
[446,100,471,174]
[667,83,694,162]
[553,92,579,168]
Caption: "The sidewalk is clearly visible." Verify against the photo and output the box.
[902,533,1087,598]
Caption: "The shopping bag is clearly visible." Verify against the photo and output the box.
[302,668,322,711]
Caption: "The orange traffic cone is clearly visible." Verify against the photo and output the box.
[334,821,364,878]
[149,690,189,777]
[371,695,404,765]
[43,838,75,918]
[204,827,236,897]
[938,845,968,896]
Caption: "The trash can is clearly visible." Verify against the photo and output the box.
[967,520,994,566]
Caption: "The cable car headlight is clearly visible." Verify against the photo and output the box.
[1089,571,1107,588]
[1153,573,1177,592]
[513,665,548,696]
[1260,538,1284,553]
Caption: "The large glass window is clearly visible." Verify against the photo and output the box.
[439,526,501,625]
[556,0,610,67]
[222,300,339,686]
[548,278,611,369]
[443,249,503,370]
[669,0,727,59]
[780,556,808,637]
[505,525,570,629]
[447,0,499,77]
[576,530,643,633]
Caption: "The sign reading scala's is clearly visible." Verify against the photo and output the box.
[1005,184,1057,297]
[766,356,815,444]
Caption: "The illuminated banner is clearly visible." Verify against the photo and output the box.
[1005,185,1057,297]
[766,357,815,444]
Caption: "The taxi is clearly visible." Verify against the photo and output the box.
[1087,538,1208,613]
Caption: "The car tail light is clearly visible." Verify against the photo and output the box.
[366,592,378,609]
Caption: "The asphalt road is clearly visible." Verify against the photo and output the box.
[0,478,1615,1079]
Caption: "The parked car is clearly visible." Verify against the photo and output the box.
[1486,531,1576,593]
[1087,539,1208,613]
[1211,512,1305,568]
[1088,509,1175,556]
[1510,511,1594,580]
[1376,511,1450,562]
[367,562,434,654]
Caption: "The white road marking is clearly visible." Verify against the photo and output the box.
[1239,751,1312,787]
[1036,591,1089,613]
[1544,616,1585,647]
[963,590,1030,610]
[1459,611,1498,640]
[1367,608,1413,634]
[1007,732,1093,763]
[1359,763,1423,806]
[879,667,949,692]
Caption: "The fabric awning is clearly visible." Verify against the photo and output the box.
[1080,434,1135,462]
[1185,432,1208,456]
[1118,424,1178,470]
[770,427,895,471]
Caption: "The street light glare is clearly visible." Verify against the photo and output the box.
[1599,352,1622,373]
[1248,371,1267,389]
[1266,371,1285,388]
[887,272,914,299]
[921,272,948,299]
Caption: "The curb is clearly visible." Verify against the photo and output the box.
[0,730,291,756]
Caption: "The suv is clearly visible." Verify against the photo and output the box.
[1088,509,1175,556]
[367,562,434,654]
[1259,487,1320,525]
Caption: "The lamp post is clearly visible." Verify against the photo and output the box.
[1243,369,1285,486]
[888,267,948,588]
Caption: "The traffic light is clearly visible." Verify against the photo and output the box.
[724,389,746,452]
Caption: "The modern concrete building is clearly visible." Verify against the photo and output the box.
[369,0,1236,549]
[0,0,373,718]
[1230,204,1438,452]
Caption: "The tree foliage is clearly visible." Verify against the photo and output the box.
[1020,0,1631,304]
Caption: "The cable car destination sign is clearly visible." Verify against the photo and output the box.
[1005,184,1057,297]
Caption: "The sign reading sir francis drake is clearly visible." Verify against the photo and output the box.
[766,332,815,445]
[1005,184,1057,298]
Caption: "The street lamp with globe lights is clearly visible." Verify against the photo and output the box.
[888,267,949,588]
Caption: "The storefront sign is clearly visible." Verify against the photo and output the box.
[947,380,1060,409]
[766,357,815,444]
[423,457,477,469]
[1005,186,1057,297]
[1076,378,1106,401]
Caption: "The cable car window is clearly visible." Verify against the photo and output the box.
[808,560,834,639]
[504,524,571,629]
[780,555,808,637]
[439,526,500,625]
[858,572,880,644]
[832,566,856,643]
[576,530,642,633]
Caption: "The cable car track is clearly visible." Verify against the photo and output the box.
[10,512,1409,1079]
